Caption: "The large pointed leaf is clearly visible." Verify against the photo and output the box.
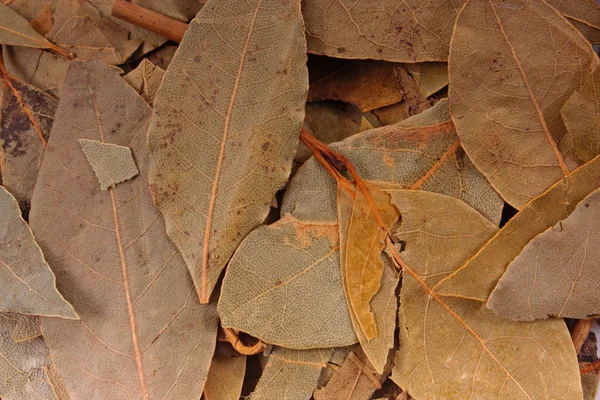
[387,190,582,399]
[29,59,218,400]
[488,188,600,320]
[449,0,599,209]
[0,186,76,318]
[436,154,600,302]
[283,100,503,225]
[148,0,308,303]
[218,215,356,348]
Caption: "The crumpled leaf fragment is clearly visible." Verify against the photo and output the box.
[0,186,77,318]
[250,347,331,400]
[203,355,246,400]
[388,190,582,399]
[449,0,599,209]
[11,313,41,343]
[401,62,448,98]
[546,0,600,43]
[123,59,165,106]
[218,215,356,349]
[79,139,139,190]
[29,59,218,400]
[436,154,600,302]
[148,0,308,303]
[0,312,57,400]
[0,62,57,210]
[488,188,600,320]
[283,100,503,225]
[561,65,600,162]
[30,3,53,36]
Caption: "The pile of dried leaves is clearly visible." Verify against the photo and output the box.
[1,0,600,399]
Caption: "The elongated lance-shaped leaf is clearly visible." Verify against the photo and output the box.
[148,0,308,303]
[29,59,218,400]
[449,0,599,209]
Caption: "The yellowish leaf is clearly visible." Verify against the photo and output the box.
[29,59,218,399]
[203,356,246,400]
[449,0,599,209]
[79,139,139,190]
[148,0,308,303]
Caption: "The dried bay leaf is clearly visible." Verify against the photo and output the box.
[561,65,600,162]
[401,62,448,98]
[488,188,600,320]
[250,347,331,400]
[218,215,357,348]
[0,61,57,210]
[11,313,41,342]
[203,355,246,400]
[30,3,53,36]
[0,186,76,318]
[388,190,582,399]
[123,59,165,106]
[546,0,600,44]
[29,59,218,399]
[148,0,308,303]
[283,100,503,225]
[79,139,139,190]
[436,154,600,302]
[449,0,599,209]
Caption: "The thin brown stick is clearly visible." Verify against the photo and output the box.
[111,0,188,43]
[580,360,600,374]
[222,327,266,356]
[571,318,596,353]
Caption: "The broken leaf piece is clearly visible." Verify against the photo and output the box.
[546,0,600,43]
[400,62,448,98]
[0,61,57,210]
[203,355,246,400]
[123,58,165,106]
[436,154,600,302]
[29,59,218,400]
[449,0,599,209]
[30,3,53,36]
[388,190,582,399]
[0,186,77,318]
[250,347,331,400]
[11,313,41,343]
[488,188,600,320]
[218,215,356,348]
[561,65,600,162]
[148,0,308,303]
[0,312,57,400]
[79,139,139,190]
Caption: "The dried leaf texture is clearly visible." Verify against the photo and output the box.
[218,215,356,348]
[436,154,600,302]
[148,0,308,303]
[0,64,57,210]
[388,190,582,399]
[546,0,600,43]
[302,0,462,62]
[123,59,165,106]
[449,0,599,209]
[488,188,600,320]
[29,60,218,400]
[203,356,246,400]
[4,0,57,21]
[79,139,139,190]
[0,186,76,318]
[11,313,41,343]
[561,65,600,162]
[0,312,56,400]
[283,100,503,225]
[250,347,330,400]
[401,62,448,98]
[30,3,53,36]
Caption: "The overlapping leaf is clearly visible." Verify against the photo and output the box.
[124,59,165,106]
[546,0,600,43]
[29,59,218,400]
[204,355,246,400]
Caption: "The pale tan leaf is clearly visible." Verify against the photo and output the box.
[0,65,57,210]
[449,0,599,209]
[388,190,582,399]
[561,65,600,162]
[218,215,356,348]
[283,100,504,225]
[203,356,246,400]
[0,186,77,318]
[314,349,382,400]
[250,347,331,400]
[339,184,398,341]
[29,59,218,400]
[546,0,600,43]
[30,3,53,36]
[358,117,373,132]
[488,188,600,320]
[400,62,448,98]
[302,0,462,62]
[0,312,57,400]
[48,0,141,64]
[123,59,165,106]
[148,0,308,303]
[4,0,57,21]
[11,313,41,342]
[79,139,139,190]
[46,363,71,400]
[2,45,70,98]
[436,154,600,302]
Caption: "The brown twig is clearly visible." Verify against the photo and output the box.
[111,0,188,43]
[221,327,266,356]
[571,318,596,353]
[580,359,600,374]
